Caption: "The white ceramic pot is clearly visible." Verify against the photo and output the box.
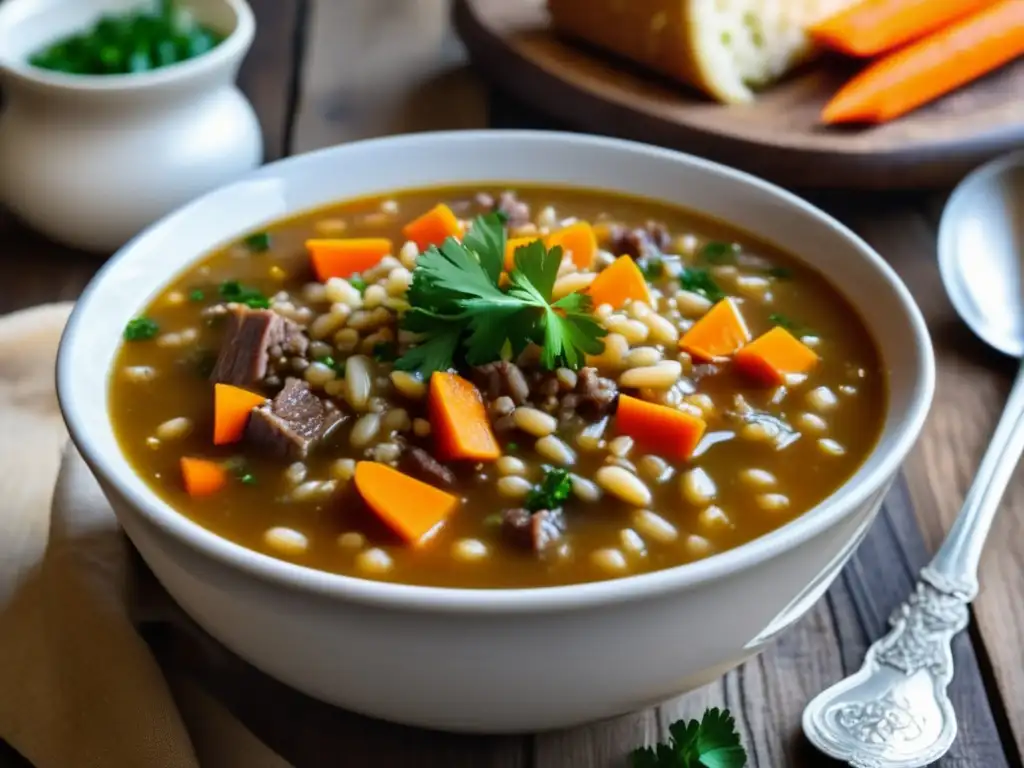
[57,131,935,733]
[0,0,262,253]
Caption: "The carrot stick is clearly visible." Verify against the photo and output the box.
[811,0,993,57]
[545,221,597,270]
[213,383,267,445]
[586,255,652,310]
[733,326,819,386]
[822,0,1024,124]
[180,457,228,497]
[679,298,751,362]
[428,372,501,462]
[306,238,393,281]
[354,461,459,545]
[402,203,464,251]
[615,394,706,462]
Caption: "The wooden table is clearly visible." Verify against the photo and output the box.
[2,2,1022,766]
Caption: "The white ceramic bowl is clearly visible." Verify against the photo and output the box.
[0,0,262,253]
[57,131,935,733]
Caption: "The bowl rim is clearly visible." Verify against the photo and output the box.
[0,0,255,93]
[57,129,936,614]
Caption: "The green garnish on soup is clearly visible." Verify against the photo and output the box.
[28,0,224,76]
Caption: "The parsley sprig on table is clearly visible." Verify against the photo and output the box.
[394,213,606,376]
[631,708,746,768]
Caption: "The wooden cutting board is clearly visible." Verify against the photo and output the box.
[454,0,1024,190]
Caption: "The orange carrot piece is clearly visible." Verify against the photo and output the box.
[213,383,267,445]
[811,0,991,58]
[586,255,652,310]
[615,394,706,462]
[402,203,464,251]
[545,221,597,269]
[504,235,541,272]
[306,238,393,282]
[679,298,751,362]
[822,0,1024,125]
[428,372,501,462]
[733,326,820,386]
[354,461,459,545]
[180,457,228,497]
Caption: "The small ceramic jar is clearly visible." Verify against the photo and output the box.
[0,0,263,253]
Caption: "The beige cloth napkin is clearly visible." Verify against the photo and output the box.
[0,303,292,768]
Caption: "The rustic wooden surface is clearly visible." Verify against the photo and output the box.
[2,1,1024,766]
[455,0,1024,191]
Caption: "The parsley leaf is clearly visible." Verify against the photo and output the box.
[698,241,735,265]
[630,708,746,768]
[219,280,270,309]
[349,276,368,294]
[243,232,271,252]
[188,288,205,302]
[124,316,159,341]
[372,342,397,362]
[395,215,607,376]
[524,466,573,512]
[640,256,663,281]
[679,268,725,303]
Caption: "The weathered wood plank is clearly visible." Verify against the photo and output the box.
[289,0,486,153]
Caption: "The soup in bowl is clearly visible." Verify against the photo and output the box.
[58,131,934,732]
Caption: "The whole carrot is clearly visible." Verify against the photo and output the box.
[812,0,994,57]
[822,0,1024,125]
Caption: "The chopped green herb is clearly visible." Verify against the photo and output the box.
[394,213,607,376]
[349,276,368,294]
[505,442,519,453]
[679,268,725,303]
[373,342,398,362]
[239,473,256,486]
[698,241,735,265]
[28,1,225,76]
[765,266,792,279]
[524,466,573,512]
[243,232,271,253]
[630,708,746,768]
[188,288,205,302]
[316,356,345,375]
[768,313,811,336]
[640,256,663,281]
[218,280,270,309]
[123,316,159,341]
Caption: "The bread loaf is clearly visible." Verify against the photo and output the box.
[547,0,859,104]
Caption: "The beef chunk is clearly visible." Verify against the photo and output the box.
[493,191,531,228]
[401,447,456,488]
[608,220,671,260]
[472,361,530,405]
[245,378,344,460]
[575,367,618,417]
[501,508,565,553]
[210,306,308,387]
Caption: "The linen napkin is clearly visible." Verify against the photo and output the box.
[0,303,291,768]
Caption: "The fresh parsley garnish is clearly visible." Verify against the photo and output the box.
[124,316,159,341]
[765,266,792,279]
[394,214,607,376]
[243,232,271,253]
[698,241,735,265]
[240,473,256,485]
[188,288,205,302]
[219,280,270,309]
[524,466,573,512]
[349,276,368,294]
[631,708,746,768]
[768,313,811,336]
[316,355,346,375]
[679,268,725,303]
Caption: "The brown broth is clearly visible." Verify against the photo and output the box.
[110,184,887,588]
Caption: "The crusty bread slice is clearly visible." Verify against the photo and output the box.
[547,0,860,104]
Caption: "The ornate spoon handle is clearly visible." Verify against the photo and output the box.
[803,362,1024,768]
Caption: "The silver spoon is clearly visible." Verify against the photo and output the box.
[802,150,1024,768]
